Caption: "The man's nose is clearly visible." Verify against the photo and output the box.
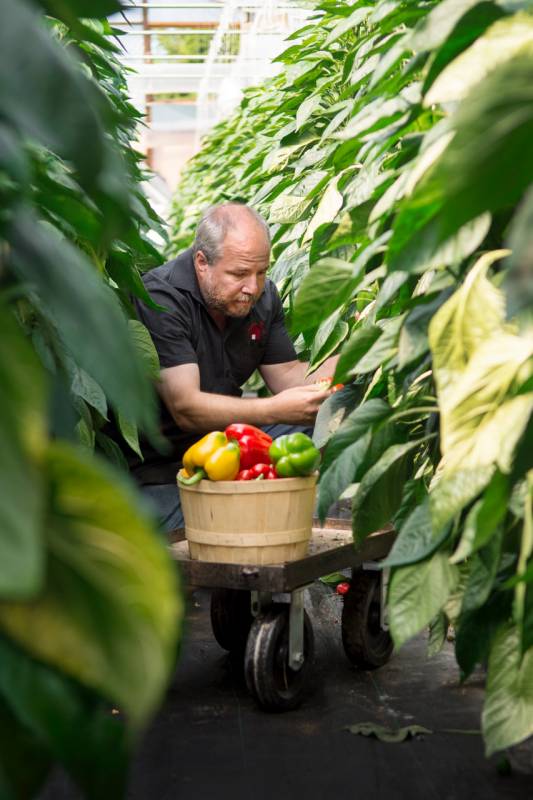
[242,277,259,295]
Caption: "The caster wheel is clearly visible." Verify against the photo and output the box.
[244,604,314,711]
[341,571,393,669]
[210,588,253,652]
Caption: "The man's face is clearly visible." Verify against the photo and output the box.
[195,224,270,318]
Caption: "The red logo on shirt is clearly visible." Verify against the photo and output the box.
[248,321,265,343]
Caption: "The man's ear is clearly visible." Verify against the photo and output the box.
[194,250,209,274]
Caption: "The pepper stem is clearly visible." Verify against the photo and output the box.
[177,469,205,486]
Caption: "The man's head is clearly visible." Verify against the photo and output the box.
[192,203,270,318]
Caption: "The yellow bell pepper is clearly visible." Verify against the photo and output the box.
[182,431,227,474]
[178,432,240,484]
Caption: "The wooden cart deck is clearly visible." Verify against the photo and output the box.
[170,520,394,592]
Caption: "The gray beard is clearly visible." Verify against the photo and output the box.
[202,285,258,318]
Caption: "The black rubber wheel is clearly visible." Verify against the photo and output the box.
[210,588,253,652]
[341,570,393,669]
[244,604,314,711]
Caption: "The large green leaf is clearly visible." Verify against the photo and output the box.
[334,325,382,384]
[482,622,533,755]
[0,691,51,800]
[0,444,181,729]
[321,398,391,469]
[455,591,511,680]
[389,551,458,650]
[0,309,46,599]
[292,257,362,332]
[505,185,533,323]
[382,498,451,568]
[1,0,107,189]
[352,437,430,542]
[429,251,506,397]
[425,14,533,106]
[317,432,371,523]
[9,211,156,433]
[450,470,509,563]
[0,634,127,799]
[390,52,533,258]
[429,466,495,533]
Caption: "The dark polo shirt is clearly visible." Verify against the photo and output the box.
[129,248,297,484]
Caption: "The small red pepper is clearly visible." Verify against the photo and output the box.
[225,423,273,469]
[336,581,351,596]
[236,463,278,481]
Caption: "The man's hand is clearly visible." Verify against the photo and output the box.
[268,383,332,424]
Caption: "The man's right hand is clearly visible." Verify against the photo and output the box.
[268,384,332,424]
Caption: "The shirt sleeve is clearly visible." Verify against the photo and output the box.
[260,282,298,365]
[133,282,198,370]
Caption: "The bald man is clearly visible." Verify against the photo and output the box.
[129,203,337,533]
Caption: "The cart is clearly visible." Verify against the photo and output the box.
[171,520,395,712]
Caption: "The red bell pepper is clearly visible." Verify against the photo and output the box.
[225,423,272,469]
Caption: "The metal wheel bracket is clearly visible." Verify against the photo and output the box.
[288,587,307,671]
[250,591,272,617]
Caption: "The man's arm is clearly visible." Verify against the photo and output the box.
[260,354,340,394]
[158,363,331,431]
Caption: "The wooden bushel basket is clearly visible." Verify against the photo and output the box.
[178,475,318,565]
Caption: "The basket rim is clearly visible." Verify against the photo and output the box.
[177,473,317,494]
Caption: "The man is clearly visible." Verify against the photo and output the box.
[131,202,336,532]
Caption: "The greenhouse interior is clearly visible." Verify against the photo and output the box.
[1,0,533,798]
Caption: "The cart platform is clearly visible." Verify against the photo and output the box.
[171,519,394,592]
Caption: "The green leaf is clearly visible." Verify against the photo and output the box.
[429,251,506,393]
[117,412,142,459]
[312,384,363,450]
[456,589,511,680]
[430,466,495,533]
[318,432,371,523]
[383,498,451,568]
[321,398,391,469]
[505,185,533,324]
[334,325,383,384]
[128,320,160,381]
[482,622,533,755]
[304,176,344,242]
[355,315,405,374]
[0,634,128,799]
[296,95,323,130]
[390,53,533,255]
[450,471,509,563]
[461,531,504,615]
[325,7,372,46]
[71,366,108,419]
[428,612,447,657]
[0,309,46,599]
[309,319,349,372]
[425,14,533,106]
[353,438,431,542]
[345,722,432,742]
[38,0,121,18]
[8,211,156,433]
[269,193,312,224]
[389,551,458,650]
[292,257,361,333]
[0,443,182,729]
[1,0,108,189]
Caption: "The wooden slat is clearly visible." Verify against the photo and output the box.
[171,526,395,592]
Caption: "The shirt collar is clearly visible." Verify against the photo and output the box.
[168,247,206,306]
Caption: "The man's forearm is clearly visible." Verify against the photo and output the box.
[169,390,278,431]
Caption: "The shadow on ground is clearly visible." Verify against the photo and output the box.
[41,583,532,800]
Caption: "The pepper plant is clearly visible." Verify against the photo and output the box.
[0,1,182,797]
[170,0,533,756]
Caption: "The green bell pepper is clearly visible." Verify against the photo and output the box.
[268,432,320,477]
